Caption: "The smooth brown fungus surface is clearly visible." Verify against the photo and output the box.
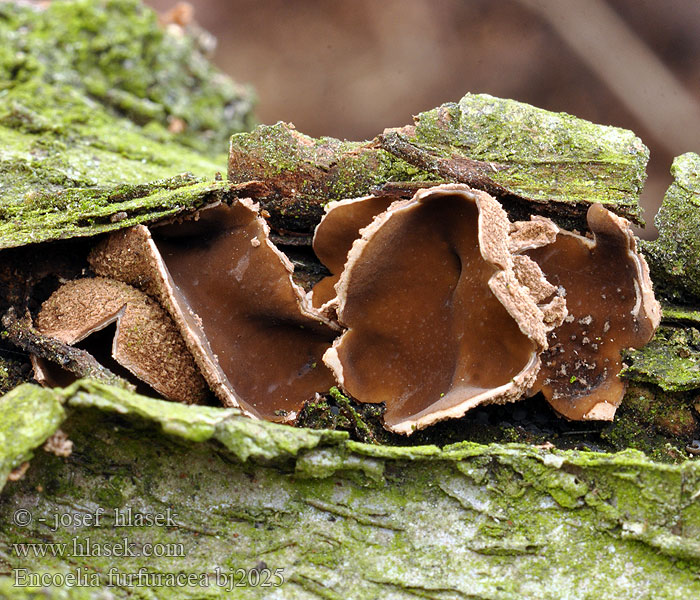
[525,204,661,420]
[324,184,564,434]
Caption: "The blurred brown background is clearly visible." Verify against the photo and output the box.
[147,0,700,237]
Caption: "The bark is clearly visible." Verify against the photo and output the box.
[642,153,700,304]
[1,309,130,390]
[228,96,649,234]
[1,382,700,599]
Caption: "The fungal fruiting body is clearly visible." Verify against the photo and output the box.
[30,184,660,434]
[33,277,208,404]
[322,184,565,434]
[314,186,659,431]
[311,194,394,310]
[524,204,661,420]
[89,199,337,421]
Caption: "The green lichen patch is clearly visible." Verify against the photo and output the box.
[67,379,348,462]
[392,93,648,226]
[0,0,257,249]
[0,384,65,490]
[622,326,700,392]
[214,417,348,464]
[643,152,700,304]
[3,380,700,597]
[66,379,239,443]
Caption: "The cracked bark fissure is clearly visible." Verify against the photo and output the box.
[1,309,130,390]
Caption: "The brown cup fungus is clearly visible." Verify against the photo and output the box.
[523,204,661,420]
[89,199,338,421]
[28,182,660,433]
[323,184,566,434]
[34,277,208,404]
[311,194,394,310]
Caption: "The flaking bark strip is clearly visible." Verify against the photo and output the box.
[228,95,647,235]
[642,152,700,304]
[228,122,440,234]
[379,128,598,231]
[406,94,648,226]
[0,384,65,490]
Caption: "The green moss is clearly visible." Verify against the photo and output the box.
[642,152,700,303]
[0,0,254,154]
[622,326,700,392]
[2,4,700,592]
[0,384,65,489]
[600,384,696,461]
[662,305,700,327]
[0,174,235,248]
[296,387,387,444]
[0,0,255,249]
[228,122,439,232]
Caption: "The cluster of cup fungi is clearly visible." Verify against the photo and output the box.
[33,181,660,434]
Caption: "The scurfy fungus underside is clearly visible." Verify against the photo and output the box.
[33,277,208,404]
[30,182,660,434]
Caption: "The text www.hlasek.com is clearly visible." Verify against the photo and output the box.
[10,507,286,590]
[12,537,184,558]
[12,541,285,591]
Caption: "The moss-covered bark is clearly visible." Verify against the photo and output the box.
[1,382,700,599]
[642,153,700,304]
[227,123,441,233]
[0,385,65,491]
[228,95,649,234]
[0,0,254,154]
[622,326,700,392]
[0,0,254,249]
[396,94,649,226]
[622,157,700,397]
